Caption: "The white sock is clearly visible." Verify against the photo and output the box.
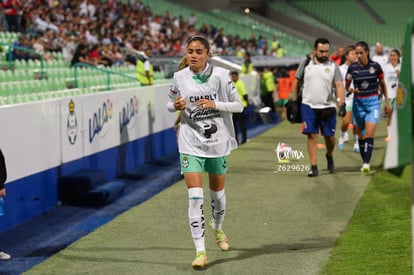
[188,187,205,252]
[341,131,346,139]
[210,189,226,231]
[354,135,358,143]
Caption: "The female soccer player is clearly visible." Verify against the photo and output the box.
[383,49,401,141]
[338,45,359,152]
[345,41,391,172]
[167,36,243,269]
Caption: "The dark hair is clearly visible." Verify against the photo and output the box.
[187,35,210,52]
[390,48,401,63]
[355,41,370,59]
[355,41,369,51]
[231,71,239,76]
[344,45,355,56]
[390,48,401,57]
[314,38,330,49]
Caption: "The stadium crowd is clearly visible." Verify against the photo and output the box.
[1,0,284,67]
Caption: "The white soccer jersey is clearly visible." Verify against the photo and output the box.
[372,54,388,71]
[167,63,243,157]
[340,63,354,107]
[383,63,401,99]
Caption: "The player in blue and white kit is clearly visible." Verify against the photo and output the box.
[167,36,243,269]
[345,41,391,172]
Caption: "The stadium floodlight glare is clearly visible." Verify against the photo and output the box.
[244,8,250,14]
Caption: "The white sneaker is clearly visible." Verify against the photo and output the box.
[353,143,360,153]
[0,251,11,260]
[338,137,344,151]
[343,132,349,143]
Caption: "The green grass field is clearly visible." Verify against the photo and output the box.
[322,165,412,274]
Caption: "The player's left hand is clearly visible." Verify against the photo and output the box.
[197,99,216,110]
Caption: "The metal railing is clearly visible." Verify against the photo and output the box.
[0,43,45,78]
[73,62,137,90]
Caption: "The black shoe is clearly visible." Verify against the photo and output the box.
[307,165,319,177]
[326,153,335,173]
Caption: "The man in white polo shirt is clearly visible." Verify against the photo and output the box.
[292,38,345,177]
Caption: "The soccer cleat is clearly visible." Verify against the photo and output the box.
[0,252,11,260]
[361,163,370,173]
[353,143,360,153]
[192,251,208,269]
[209,220,229,251]
[326,153,335,173]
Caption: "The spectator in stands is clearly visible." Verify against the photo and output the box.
[62,34,77,62]
[110,43,125,66]
[1,0,21,32]
[213,28,225,50]
[159,38,173,56]
[231,71,249,144]
[136,47,153,86]
[171,39,182,56]
[88,43,111,67]
[345,41,391,173]
[329,45,345,65]
[257,35,267,55]
[292,38,345,177]
[32,9,58,34]
[19,1,34,33]
[247,33,256,49]
[41,28,61,52]
[11,34,32,61]
[188,13,197,27]
[31,34,54,61]
[71,43,95,67]
[0,149,10,261]
[167,35,242,269]
[198,22,209,37]
[79,0,97,20]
